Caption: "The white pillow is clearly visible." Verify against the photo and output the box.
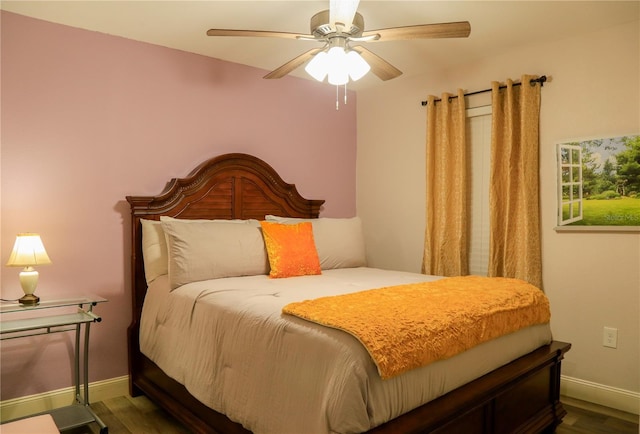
[140,217,262,285]
[265,216,366,270]
[141,219,168,285]
[160,217,268,289]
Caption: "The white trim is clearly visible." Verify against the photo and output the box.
[561,375,640,415]
[3,375,636,422]
[557,144,583,226]
[0,375,129,422]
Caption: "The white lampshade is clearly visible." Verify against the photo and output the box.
[326,46,349,85]
[6,233,52,267]
[305,51,329,82]
[346,51,370,81]
[6,233,52,305]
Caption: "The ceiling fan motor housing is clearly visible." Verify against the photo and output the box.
[310,10,365,38]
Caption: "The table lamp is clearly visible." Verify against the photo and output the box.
[6,233,52,305]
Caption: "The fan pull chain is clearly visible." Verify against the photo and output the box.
[335,83,349,110]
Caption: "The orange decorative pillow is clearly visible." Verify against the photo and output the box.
[260,221,322,278]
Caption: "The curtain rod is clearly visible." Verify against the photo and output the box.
[420,76,547,106]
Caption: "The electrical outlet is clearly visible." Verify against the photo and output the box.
[603,327,618,348]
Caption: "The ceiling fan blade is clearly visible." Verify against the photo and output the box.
[351,46,402,81]
[330,0,360,31]
[263,48,325,79]
[363,21,471,41]
[207,29,310,40]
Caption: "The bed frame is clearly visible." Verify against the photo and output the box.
[126,152,571,434]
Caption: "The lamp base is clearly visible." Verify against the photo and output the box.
[19,294,40,306]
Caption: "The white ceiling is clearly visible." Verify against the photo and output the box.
[2,1,638,89]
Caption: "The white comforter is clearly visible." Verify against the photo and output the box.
[140,267,552,434]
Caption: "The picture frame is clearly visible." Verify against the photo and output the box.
[555,134,640,232]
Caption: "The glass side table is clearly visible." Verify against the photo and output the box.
[0,295,108,433]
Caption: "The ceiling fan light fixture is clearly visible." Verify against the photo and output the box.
[326,46,349,85]
[305,46,370,84]
[346,50,370,81]
[328,69,349,86]
[305,51,329,81]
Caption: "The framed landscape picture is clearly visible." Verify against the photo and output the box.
[556,134,640,231]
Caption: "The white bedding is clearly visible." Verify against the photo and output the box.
[140,267,552,434]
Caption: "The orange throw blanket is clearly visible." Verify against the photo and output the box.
[283,276,550,379]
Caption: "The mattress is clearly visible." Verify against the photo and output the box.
[140,267,552,434]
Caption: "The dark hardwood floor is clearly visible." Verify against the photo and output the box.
[68,395,638,434]
[555,398,639,434]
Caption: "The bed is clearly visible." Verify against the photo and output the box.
[126,152,571,434]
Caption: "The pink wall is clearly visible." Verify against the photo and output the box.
[0,11,356,400]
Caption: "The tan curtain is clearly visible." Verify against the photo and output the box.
[489,75,542,288]
[422,89,468,276]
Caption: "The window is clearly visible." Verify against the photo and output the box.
[467,106,492,276]
[557,144,583,225]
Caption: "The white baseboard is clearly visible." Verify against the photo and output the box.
[2,374,637,423]
[561,375,640,415]
[0,375,129,422]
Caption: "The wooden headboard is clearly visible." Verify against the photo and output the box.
[125,153,324,399]
[126,153,323,317]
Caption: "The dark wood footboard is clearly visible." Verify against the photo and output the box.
[129,333,569,434]
[369,341,571,434]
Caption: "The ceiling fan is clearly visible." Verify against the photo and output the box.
[206,0,471,84]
